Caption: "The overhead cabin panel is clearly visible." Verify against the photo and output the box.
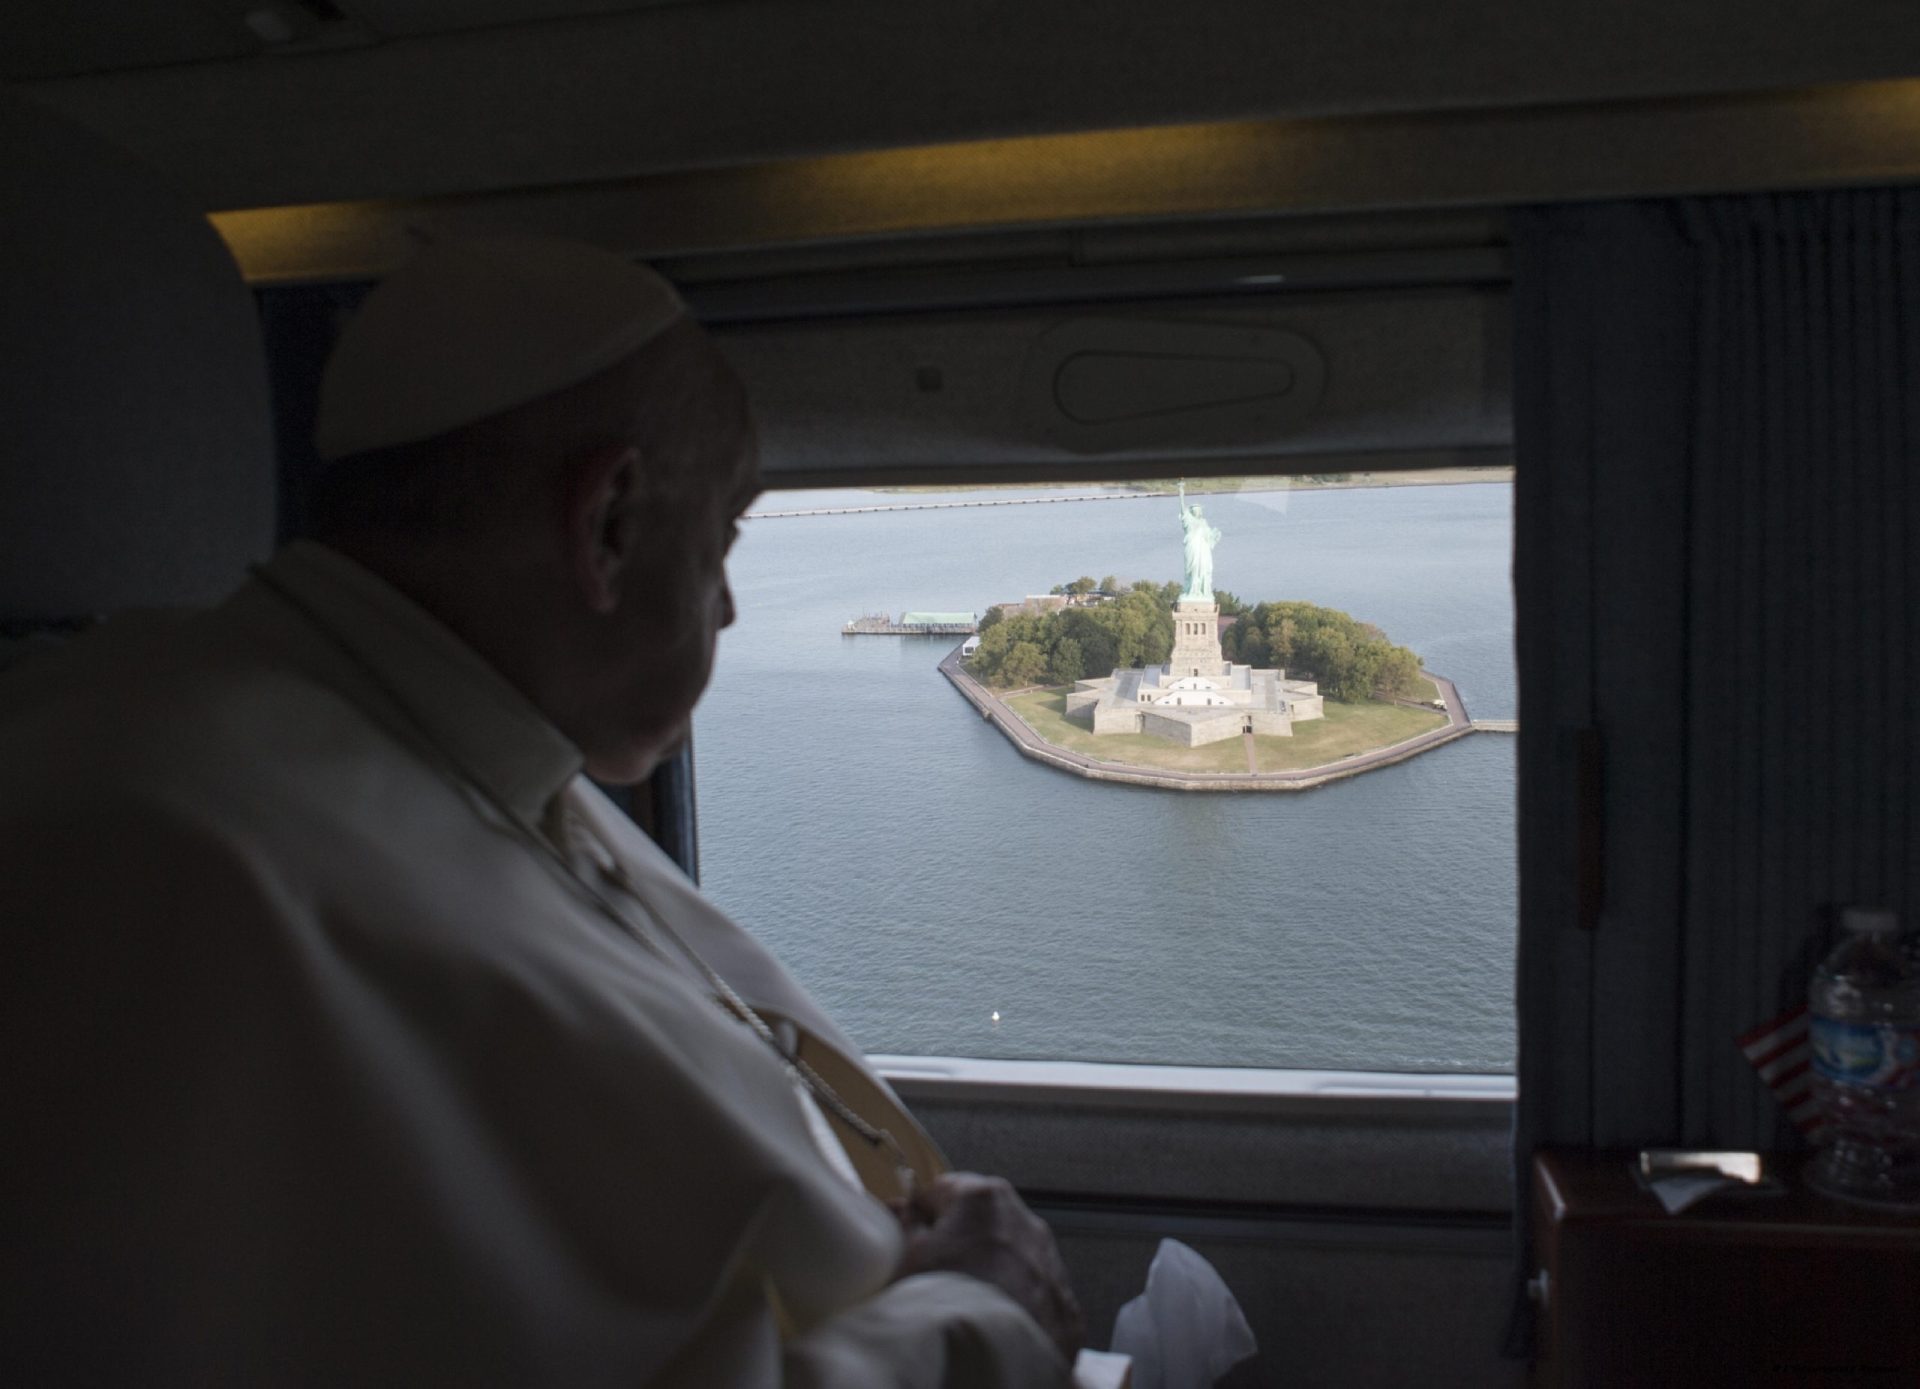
[715,289,1510,487]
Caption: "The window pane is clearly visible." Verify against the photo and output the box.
[695,477,1515,1072]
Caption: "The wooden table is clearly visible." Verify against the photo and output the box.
[1530,1148,1920,1387]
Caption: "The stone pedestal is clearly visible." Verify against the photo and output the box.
[1169,600,1226,677]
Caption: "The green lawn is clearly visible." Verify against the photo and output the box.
[1403,673,1440,704]
[1252,698,1445,770]
[1003,687,1446,775]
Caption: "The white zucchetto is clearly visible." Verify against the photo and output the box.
[315,235,686,461]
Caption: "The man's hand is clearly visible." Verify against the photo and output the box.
[891,1172,1085,1365]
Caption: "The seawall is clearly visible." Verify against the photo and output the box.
[939,646,1486,792]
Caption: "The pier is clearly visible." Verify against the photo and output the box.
[844,612,978,636]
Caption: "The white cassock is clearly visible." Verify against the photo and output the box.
[0,542,1064,1387]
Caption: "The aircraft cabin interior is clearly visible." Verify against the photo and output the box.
[5,3,1920,1385]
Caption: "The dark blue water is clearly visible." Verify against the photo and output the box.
[695,483,1516,1072]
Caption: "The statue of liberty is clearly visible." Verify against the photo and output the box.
[1177,480,1222,602]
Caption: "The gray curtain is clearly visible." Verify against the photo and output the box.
[1509,188,1920,1341]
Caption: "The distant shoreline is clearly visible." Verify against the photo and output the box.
[872,467,1513,497]
[747,470,1513,519]
[1244,467,1512,493]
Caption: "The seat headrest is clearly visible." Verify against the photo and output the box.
[0,90,274,624]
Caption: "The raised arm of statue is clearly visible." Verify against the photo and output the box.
[1176,485,1220,602]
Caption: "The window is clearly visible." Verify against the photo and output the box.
[694,472,1515,1076]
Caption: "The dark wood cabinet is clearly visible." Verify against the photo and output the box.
[1530,1148,1920,1387]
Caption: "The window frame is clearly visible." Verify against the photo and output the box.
[676,461,1520,1201]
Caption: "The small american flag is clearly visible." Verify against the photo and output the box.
[1740,1004,1826,1139]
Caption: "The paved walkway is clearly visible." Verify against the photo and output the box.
[940,647,1482,792]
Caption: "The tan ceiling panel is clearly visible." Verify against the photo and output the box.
[211,81,1920,285]
[21,0,1920,211]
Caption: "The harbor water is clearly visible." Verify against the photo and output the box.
[695,482,1516,1073]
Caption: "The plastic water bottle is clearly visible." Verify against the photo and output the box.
[1807,907,1920,1208]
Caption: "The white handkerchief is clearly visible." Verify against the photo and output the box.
[1110,1239,1257,1389]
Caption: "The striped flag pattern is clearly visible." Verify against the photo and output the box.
[1740,1004,1826,1138]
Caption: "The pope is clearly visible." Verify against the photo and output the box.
[0,237,1081,1384]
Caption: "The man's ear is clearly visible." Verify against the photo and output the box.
[562,443,640,616]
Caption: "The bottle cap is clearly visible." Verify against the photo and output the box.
[1840,906,1900,934]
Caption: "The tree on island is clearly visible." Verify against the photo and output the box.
[1133,578,1183,607]
[1221,600,1424,701]
[994,640,1051,688]
[970,587,1173,688]
[969,580,1424,700]
[1050,636,1086,683]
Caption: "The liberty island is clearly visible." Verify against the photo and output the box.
[949,484,1492,789]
